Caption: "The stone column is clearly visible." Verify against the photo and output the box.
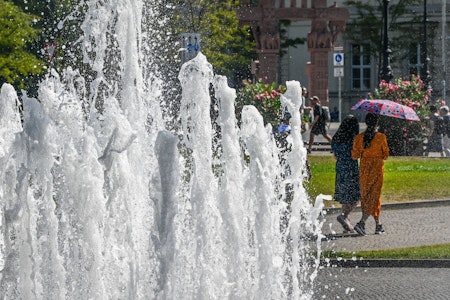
[306,49,329,104]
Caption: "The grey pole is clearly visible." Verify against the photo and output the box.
[381,0,393,83]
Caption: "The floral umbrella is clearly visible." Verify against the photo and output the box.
[351,99,420,121]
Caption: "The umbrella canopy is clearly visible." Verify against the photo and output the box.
[351,99,420,121]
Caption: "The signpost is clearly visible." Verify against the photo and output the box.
[181,33,201,63]
[333,53,344,66]
[333,47,344,122]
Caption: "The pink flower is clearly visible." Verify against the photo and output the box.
[379,80,388,88]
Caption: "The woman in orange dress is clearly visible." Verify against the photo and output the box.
[352,113,389,236]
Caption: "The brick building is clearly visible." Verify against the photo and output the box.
[239,0,449,121]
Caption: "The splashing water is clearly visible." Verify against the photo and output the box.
[0,1,323,299]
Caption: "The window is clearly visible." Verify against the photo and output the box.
[408,43,424,76]
[351,44,371,90]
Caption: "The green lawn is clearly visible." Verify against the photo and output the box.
[305,156,450,205]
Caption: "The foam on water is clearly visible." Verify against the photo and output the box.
[0,1,323,299]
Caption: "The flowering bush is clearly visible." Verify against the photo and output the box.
[370,75,430,155]
[235,78,286,126]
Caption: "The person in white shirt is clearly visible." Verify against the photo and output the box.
[440,105,450,157]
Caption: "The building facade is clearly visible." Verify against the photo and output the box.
[280,0,449,121]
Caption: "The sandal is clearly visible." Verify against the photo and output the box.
[337,214,352,231]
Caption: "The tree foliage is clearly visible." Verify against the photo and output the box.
[0,0,81,94]
[200,0,256,86]
[10,0,82,69]
[0,0,44,89]
[165,0,305,86]
[165,0,255,87]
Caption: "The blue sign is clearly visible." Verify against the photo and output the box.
[334,53,344,66]
[181,33,201,63]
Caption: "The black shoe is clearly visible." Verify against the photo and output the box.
[354,221,366,236]
[375,224,385,234]
[337,214,351,231]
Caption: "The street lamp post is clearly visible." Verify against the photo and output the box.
[422,0,432,91]
[381,0,393,83]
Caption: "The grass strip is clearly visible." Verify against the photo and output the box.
[305,156,450,204]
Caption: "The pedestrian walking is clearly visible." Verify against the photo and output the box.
[300,87,310,133]
[307,96,331,154]
[424,105,444,157]
[352,113,389,236]
[440,105,450,157]
[331,115,361,233]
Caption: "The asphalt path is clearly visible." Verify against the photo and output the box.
[313,200,450,299]
[314,267,450,299]
[321,200,450,253]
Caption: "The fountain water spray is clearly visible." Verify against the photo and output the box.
[0,1,323,299]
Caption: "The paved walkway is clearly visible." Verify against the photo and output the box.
[313,200,450,299]
[321,200,450,253]
[314,267,450,299]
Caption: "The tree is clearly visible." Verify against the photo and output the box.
[163,0,256,87]
[10,0,82,70]
[0,0,44,90]
[343,0,423,82]
[162,0,304,86]
[200,0,256,86]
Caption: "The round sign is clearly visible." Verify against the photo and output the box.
[333,53,344,66]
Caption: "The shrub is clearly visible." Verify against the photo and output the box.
[235,78,286,127]
[370,75,430,156]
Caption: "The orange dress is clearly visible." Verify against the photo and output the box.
[352,132,389,217]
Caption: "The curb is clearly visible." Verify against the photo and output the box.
[320,258,450,268]
[324,199,450,215]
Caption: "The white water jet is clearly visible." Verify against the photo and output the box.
[0,1,323,299]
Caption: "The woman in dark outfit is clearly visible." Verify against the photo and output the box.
[331,115,361,233]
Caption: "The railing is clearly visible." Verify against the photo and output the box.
[240,0,310,8]
[303,141,332,153]
[276,0,309,9]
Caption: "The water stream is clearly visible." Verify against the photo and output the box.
[0,1,324,299]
